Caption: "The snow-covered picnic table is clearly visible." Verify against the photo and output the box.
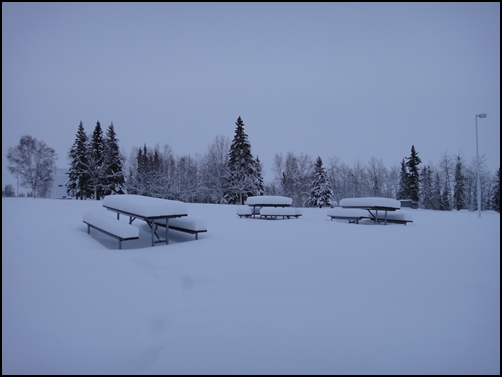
[102,194,188,246]
[339,197,401,225]
[243,195,301,219]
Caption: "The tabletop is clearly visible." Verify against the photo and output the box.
[102,194,188,220]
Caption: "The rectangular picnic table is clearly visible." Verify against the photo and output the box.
[339,197,401,225]
[102,194,188,246]
[245,195,293,218]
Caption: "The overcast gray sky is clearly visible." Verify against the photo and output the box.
[2,2,500,191]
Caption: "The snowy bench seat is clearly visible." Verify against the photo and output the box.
[237,206,253,218]
[83,210,139,249]
[260,207,298,219]
[327,207,370,224]
[154,217,207,239]
[372,211,413,225]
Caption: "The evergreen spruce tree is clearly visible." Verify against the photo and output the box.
[453,155,465,211]
[66,121,90,199]
[254,156,265,196]
[88,121,105,199]
[405,145,421,204]
[491,168,500,213]
[149,147,166,198]
[397,159,409,199]
[103,122,126,195]
[225,117,256,204]
[307,156,333,208]
[419,165,434,209]
[440,179,451,211]
[134,145,150,196]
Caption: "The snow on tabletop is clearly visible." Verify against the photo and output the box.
[245,195,293,206]
[83,211,139,239]
[339,197,401,209]
[327,207,369,218]
[103,194,188,217]
[260,207,296,216]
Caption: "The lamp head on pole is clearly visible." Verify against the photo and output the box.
[477,113,487,118]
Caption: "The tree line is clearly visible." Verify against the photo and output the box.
[124,117,265,204]
[4,117,501,213]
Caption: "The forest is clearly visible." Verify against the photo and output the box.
[5,117,501,212]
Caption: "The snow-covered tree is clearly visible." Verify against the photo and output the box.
[366,156,387,197]
[199,135,230,203]
[86,121,106,199]
[337,163,354,199]
[81,121,127,199]
[7,135,58,198]
[387,164,400,199]
[462,158,477,211]
[307,156,333,208]
[273,152,314,206]
[67,121,125,199]
[439,152,453,210]
[419,165,434,209]
[440,179,452,211]
[431,170,442,210]
[127,143,176,199]
[351,160,367,198]
[175,155,199,203]
[161,144,177,199]
[325,156,342,205]
[129,144,155,197]
[254,155,265,196]
[66,121,90,199]
[405,145,421,203]
[453,155,465,210]
[397,159,409,200]
[225,116,256,204]
[297,153,315,206]
[491,168,500,213]
[102,122,126,196]
[280,152,298,200]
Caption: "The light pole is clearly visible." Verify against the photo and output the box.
[16,176,19,197]
[475,113,487,217]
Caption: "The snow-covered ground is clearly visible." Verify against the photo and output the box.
[2,197,500,374]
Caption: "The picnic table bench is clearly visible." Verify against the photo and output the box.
[242,195,301,219]
[338,197,404,225]
[260,206,300,219]
[154,217,207,239]
[327,207,370,224]
[327,206,412,225]
[371,211,413,225]
[83,210,139,249]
